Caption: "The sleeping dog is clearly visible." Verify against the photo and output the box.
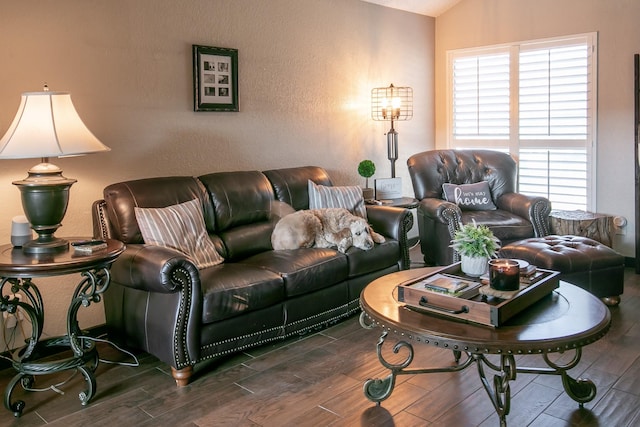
[271,207,385,253]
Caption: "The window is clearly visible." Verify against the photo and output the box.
[447,33,597,211]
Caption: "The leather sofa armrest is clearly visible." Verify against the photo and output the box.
[366,205,413,270]
[366,205,410,240]
[496,193,552,237]
[92,199,113,240]
[110,244,201,294]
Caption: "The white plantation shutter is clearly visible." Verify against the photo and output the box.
[453,53,510,139]
[448,34,596,211]
[519,44,590,139]
[517,40,593,210]
[517,148,588,209]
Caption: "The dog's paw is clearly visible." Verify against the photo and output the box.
[337,236,352,253]
[372,231,386,244]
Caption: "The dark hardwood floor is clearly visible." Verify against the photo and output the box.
[1,247,639,426]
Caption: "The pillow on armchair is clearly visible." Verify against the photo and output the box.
[443,181,497,211]
[134,199,224,269]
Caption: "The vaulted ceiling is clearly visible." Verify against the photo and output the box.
[360,0,462,17]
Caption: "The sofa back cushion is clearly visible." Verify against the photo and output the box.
[198,171,275,260]
[407,149,517,201]
[103,176,213,244]
[263,166,332,210]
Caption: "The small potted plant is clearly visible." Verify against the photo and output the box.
[358,160,376,200]
[450,220,500,277]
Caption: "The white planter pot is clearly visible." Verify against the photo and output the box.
[461,255,488,277]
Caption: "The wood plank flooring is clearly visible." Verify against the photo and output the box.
[0,248,639,426]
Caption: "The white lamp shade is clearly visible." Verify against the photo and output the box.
[0,91,110,159]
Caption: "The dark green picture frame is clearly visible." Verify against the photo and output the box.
[193,45,239,112]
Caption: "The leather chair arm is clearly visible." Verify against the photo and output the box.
[365,205,414,269]
[419,198,463,228]
[110,244,201,293]
[496,193,552,237]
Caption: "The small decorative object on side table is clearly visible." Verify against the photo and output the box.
[0,237,124,417]
[357,160,376,200]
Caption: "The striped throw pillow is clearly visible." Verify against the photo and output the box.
[308,180,367,218]
[134,199,223,269]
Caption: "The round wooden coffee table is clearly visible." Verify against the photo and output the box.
[359,268,611,427]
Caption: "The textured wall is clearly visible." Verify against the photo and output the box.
[0,0,434,336]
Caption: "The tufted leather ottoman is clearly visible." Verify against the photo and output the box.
[500,235,624,306]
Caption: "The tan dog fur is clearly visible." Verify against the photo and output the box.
[271,208,385,253]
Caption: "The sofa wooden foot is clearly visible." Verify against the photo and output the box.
[601,296,621,307]
[171,366,193,386]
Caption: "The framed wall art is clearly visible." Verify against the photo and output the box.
[192,45,239,112]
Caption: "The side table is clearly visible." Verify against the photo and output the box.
[549,209,614,247]
[380,197,419,210]
[0,238,124,417]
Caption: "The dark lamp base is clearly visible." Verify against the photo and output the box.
[22,236,69,254]
[12,161,76,255]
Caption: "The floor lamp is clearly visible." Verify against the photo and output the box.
[371,84,413,178]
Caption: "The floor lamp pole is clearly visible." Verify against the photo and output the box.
[387,119,398,178]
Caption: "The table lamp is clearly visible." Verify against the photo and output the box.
[0,85,110,254]
[371,84,413,177]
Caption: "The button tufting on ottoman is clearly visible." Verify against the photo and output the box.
[499,235,624,306]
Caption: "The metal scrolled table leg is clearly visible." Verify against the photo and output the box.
[2,266,111,416]
[363,329,475,405]
[475,354,516,427]
[517,347,596,407]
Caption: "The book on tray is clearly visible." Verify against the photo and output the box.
[408,273,482,299]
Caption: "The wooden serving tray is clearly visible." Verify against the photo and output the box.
[396,263,560,327]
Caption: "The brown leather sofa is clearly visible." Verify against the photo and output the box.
[92,166,412,386]
[407,149,552,266]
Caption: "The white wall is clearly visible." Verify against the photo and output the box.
[435,0,638,257]
[0,0,435,338]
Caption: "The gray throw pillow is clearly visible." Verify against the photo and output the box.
[308,180,367,218]
[442,181,497,211]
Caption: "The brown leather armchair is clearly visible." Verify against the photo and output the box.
[407,149,552,266]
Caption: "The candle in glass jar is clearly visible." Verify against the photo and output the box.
[488,259,520,291]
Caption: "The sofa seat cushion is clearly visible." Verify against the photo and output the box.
[461,210,533,242]
[239,248,348,297]
[200,263,284,324]
[345,239,400,277]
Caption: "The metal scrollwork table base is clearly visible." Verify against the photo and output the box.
[359,268,611,427]
[0,238,124,417]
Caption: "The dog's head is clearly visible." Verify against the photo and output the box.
[348,217,385,250]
